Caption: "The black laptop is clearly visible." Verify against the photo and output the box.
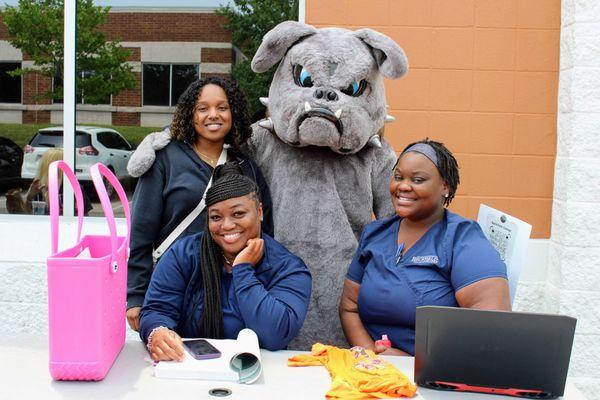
[415,306,576,399]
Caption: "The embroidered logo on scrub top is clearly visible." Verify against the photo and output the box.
[411,255,439,264]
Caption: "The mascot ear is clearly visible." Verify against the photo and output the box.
[251,21,317,73]
[353,28,409,79]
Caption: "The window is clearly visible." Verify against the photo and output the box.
[172,65,199,105]
[97,131,132,151]
[0,62,22,103]
[29,130,91,148]
[109,132,132,151]
[143,63,199,106]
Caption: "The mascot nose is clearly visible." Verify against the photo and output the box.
[313,89,338,102]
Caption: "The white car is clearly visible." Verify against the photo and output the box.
[21,126,133,182]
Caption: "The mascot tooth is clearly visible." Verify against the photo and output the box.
[385,114,396,123]
[304,101,312,112]
[259,97,269,107]
[368,135,383,148]
[258,117,274,132]
[334,109,342,119]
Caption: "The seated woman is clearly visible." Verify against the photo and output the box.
[140,163,311,361]
[339,139,510,356]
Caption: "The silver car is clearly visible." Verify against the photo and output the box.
[21,126,133,182]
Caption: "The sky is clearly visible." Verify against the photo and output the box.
[2,0,229,8]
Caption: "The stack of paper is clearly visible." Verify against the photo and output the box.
[154,328,262,384]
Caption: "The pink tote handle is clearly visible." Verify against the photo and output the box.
[90,163,131,270]
[49,160,85,255]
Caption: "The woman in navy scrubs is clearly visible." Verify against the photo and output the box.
[339,139,510,356]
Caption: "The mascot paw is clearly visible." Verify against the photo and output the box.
[127,128,172,177]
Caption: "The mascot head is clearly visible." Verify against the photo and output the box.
[252,21,408,155]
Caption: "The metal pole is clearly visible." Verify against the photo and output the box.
[298,0,306,23]
[63,0,76,217]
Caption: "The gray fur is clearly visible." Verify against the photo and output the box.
[353,28,409,79]
[251,21,317,73]
[127,128,171,178]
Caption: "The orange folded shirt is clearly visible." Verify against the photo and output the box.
[288,343,417,399]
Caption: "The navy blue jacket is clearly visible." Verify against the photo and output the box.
[139,233,312,351]
[127,140,274,308]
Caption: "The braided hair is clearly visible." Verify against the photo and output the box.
[195,163,261,338]
[170,77,252,149]
[397,138,460,207]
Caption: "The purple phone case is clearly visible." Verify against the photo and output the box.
[184,340,222,360]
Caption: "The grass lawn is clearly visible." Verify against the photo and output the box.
[0,123,161,148]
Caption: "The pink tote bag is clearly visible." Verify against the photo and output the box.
[46,161,130,381]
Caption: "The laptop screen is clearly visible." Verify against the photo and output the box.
[415,306,576,398]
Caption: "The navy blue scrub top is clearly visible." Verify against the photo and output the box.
[346,210,507,355]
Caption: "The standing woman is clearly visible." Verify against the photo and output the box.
[127,77,273,331]
[339,139,510,356]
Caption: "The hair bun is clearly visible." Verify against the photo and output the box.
[206,162,260,208]
[213,162,243,180]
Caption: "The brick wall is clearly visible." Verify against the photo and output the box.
[0,15,8,39]
[22,73,52,105]
[22,110,50,124]
[112,71,140,107]
[1,13,230,43]
[102,13,230,42]
[201,48,232,63]
[124,46,141,62]
[201,72,231,80]
[112,111,140,126]
[307,0,560,238]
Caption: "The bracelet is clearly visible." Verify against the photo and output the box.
[146,326,169,352]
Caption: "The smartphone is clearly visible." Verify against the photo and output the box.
[183,339,222,360]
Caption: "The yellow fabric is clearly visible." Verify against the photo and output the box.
[288,343,417,399]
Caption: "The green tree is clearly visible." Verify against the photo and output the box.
[217,0,298,118]
[1,0,136,104]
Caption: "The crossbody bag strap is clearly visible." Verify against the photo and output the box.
[152,146,228,262]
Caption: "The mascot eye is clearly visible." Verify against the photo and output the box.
[293,65,314,88]
[341,80,367,97]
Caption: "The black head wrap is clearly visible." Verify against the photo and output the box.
[195,162,260,339]
[205,163,260,207]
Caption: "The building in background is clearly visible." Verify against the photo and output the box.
[0,6,232,127]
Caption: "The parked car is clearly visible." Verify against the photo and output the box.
[0,136,24,190]
[21,126,133,184]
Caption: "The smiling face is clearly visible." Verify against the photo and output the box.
[193,84,233,146]
[390,152,449,222]
[208,194,263,260]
